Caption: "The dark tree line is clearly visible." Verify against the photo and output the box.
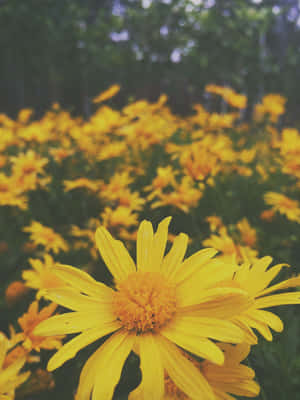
[1,0,300,119]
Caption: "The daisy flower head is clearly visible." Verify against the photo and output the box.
[218,257,300,342]
[22,254,66,299]
[130,343,259,400]
[34,217,251,400]
[264,192,300,223]
[23,221,69,254]
[18,301,64,352]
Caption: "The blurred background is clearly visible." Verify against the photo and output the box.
[1,0,300,120]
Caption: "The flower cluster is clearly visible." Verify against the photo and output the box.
[1,84,300,399]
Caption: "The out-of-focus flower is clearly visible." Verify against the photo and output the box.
[22,255,66,299]
[23,222,69,254]
[254,94,286,123]
[264,192,300,223]
[18,301,64,352]
[236,218,257,247]
[206,216,224,232]
[5,281,29,307]
[205,84,247,109]
[101,206,139,230]
[150,176,202,213]
[260,209,275,222]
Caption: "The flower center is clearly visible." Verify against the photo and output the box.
[112,272,177,333]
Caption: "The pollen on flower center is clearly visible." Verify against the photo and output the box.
[112,271,177,333]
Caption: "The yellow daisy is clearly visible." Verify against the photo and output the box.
[18,301,64,352]
[264,192,300,223]
[34,217,251,400]
[202,343,260,400]
[130,343,259,400]
[221,257,300,342]
[22,254,66,299]
[23,221,69,254]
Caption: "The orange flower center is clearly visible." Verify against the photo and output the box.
[112,272,177,333]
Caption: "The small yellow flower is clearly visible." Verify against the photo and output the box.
[22,254,66,299]
[18,301,64,352]
[205,216,224,232]
[10,150,49,191]
[264,192,300,223]
[0,173,28,210]
[260,209,275,222]
[23,221,69,254]
[101,206,139,230]
[236,218,257,247]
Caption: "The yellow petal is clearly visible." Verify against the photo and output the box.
[251,263,288,295]
[137,220,154,271]
[216,379,260,397]
[249,256,273,275]
[259,275,300,297]
[222,343,251,364]
[230,319,257,345]
[213,387,235,400]
[47,321,121,371]
[164,316,244,344]
[95,227,136,281]
[0,334,9,369]
[156,335,215,400]
[177,261,239,308]
[178,287,251,315]
[247,309,283,332]
[137,334,164,400]
[255,292,300,308]
[162,233,188,278]
[93,84,120,103]
[237,315,273,341]
[34,311,113,336]
[171,248,218,285]
[75,342,102,400]
[91,331,135,400]
[44,288,112,311]
[160,325,224,365]
[54,264,112,298]
[152,217,172,271]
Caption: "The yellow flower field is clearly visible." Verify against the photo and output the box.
[0,85,300,399]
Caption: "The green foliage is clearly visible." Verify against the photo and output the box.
[1,0,300,118]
